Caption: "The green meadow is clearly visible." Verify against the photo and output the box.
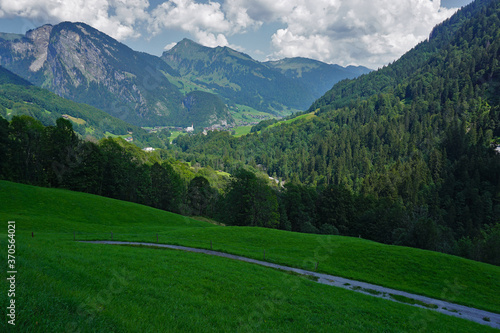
[169,130,185,143]
[0,180,499,332]
[264,112,317,131]
[232,125,253,137]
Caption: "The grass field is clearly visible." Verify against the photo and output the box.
[1,180,499,332]
[62,114,86,125]
[232,125,253,137]
[103,132,131,139]
[265,112,317,131]
[231,111,316,137]
[230,104,276,125]
[169,130,185,142]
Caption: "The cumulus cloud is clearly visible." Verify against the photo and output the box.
[221,0,458,67]
[254,0,457,67]
[149,0,260,48]
[0,0,149,40]
[0,0,460,67]
[150,0,229,35]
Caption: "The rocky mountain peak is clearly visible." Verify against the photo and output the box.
[26,24,53,42]
[0,21,189,126]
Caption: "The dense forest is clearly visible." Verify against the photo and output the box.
[0,115,282,232]
[165,0,500,264]
[1,114,498,265]
[0,116,217,213]
[180,90,235,128]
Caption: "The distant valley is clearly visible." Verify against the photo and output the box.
[0,23,371,129]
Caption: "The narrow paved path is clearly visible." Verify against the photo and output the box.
[82,240,500,329]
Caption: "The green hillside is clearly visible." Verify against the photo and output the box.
[0,24,368,129]
[1,180,499,331]
[163,41,372,121]
[180,90,235,128]
[0,66,30,86]
[0,84,132,138]
[1,0,499,330]
[162,39,313,116]
[308,0,497,113]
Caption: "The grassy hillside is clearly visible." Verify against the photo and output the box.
[0,84,136,138]
[0,180,498,332]
[162,39,314,115]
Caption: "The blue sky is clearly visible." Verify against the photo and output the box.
[0,0,474,68]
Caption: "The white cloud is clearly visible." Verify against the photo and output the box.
[223,0,457,67]
[0,0,149,40]
[192,28,229,48]
[163,41,177,50]
[0,0,461,67]
[150,0,260,48]
[266,0,457,67]
[150,0,229,35]
[270,29,334,60]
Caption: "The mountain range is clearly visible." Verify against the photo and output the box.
[0,23,187,127]
[0,24,371,128]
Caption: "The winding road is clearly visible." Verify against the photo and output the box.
[81,240,500,329]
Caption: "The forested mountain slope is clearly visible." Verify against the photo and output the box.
[0,65,31,86]
[0,66,167,147]
[170,0,500,262]
[162,39,371,116]
[0,24,368,128]
[308,0,497,113]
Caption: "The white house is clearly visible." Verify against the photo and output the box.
[186,124,194,132]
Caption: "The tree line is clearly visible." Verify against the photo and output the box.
[1,0,499,266]
[1,115,499,265]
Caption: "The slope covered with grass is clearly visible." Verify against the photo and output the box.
[0,180,499,331]
[0,180,209,234]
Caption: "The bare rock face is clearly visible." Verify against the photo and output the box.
[0,22,191,127]
[26,24,52,72]
[45,24,116,94]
